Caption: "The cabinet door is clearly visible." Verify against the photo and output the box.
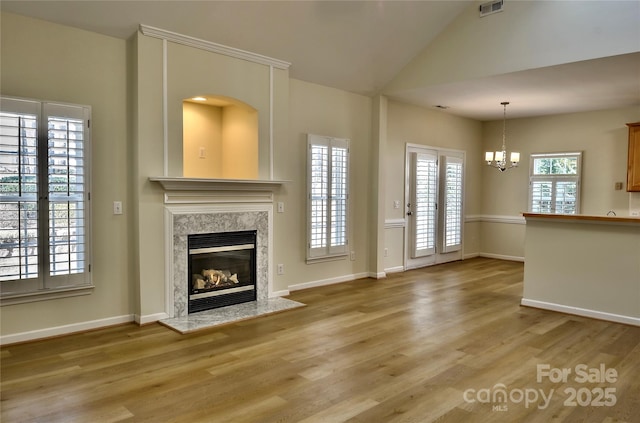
[628,123,640,192]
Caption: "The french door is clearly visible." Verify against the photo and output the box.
[405,145,464,269]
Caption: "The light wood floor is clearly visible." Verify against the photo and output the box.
[2,258,639,422]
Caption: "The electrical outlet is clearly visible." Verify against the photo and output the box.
[350,251,356,261]
[277,202,284,213]
[384,248,389,257]
[277,264,284,275]
[113,201,123,215]
[393,200,400,209]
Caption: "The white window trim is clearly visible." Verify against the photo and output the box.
[0,96,93,304]
[306,134,350,263]
[528,151,582,214]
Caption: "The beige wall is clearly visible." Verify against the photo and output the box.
[183,102,223,178]
[480,106,639,259]
[182,101,258,179]
[274,79,372,291]
[385,100,484,269]
[221,105,258,179]
[0,12,133,335]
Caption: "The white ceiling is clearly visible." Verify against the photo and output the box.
[389,52,640,120]
[2,0,639,121]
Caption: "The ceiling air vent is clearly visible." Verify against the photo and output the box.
[479,0,504,17]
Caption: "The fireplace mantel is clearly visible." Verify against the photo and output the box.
[149,177,289,192]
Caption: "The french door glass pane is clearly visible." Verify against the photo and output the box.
[413,153,437,256]
[444,158,463,250]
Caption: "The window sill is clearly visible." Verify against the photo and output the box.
[306,253,348,265]
[1,285,94,306]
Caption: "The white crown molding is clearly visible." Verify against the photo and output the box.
[139,24,291,70]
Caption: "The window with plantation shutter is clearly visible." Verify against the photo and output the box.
[529,152,581,214]
[307,134,349,260]
[0,97,92,302]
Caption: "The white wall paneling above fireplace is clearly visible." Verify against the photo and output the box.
[139,24,291,180]
[164,201,274,318]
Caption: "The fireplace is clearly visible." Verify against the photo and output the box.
[188,230,257,313]
[157,195,305,333]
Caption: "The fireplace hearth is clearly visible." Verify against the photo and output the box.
[188,230,257,313]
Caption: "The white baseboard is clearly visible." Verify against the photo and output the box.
[0,314,135,346]
[289,272,370,292]
[270,289,290,297]
[478,252,525,262]
[521,298,640,327]
[135,312,170,325]
[384,266,404,274]
[465,252,523,262]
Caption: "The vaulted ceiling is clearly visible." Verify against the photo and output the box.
[2,0,639,121]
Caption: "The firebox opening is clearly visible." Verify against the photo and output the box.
[188,230,257,313]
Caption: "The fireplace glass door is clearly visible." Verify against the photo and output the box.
[188,230,257,313]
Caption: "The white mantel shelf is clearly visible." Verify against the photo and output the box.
[149,177,289,192]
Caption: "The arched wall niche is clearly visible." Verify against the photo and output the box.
[183,95,258,179]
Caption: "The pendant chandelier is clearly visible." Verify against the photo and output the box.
[485,101,520,172]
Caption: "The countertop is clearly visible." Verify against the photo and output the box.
[522,213,640,225]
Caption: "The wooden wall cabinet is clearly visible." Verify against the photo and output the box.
[627,122,640,192]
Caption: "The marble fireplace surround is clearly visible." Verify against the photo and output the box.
[170,206,269,316]
[155,188,304,333]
